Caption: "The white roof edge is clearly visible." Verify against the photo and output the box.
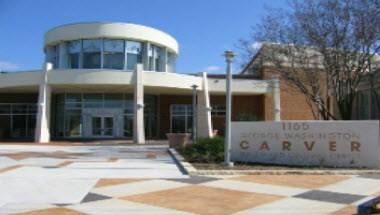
[44,22,179,54]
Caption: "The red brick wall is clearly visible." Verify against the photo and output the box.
[262,69,317,120]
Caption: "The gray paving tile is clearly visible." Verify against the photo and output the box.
[81,192,111,203]
[166,176,219,184]
[358,174,380,180]
[295,190,366,204]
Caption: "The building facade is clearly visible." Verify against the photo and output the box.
[0,22,281,143]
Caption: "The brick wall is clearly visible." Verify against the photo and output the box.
[262,68,317,120]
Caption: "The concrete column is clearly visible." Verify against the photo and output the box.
[35,62,52,143]
[133,64,145,144]
[197,72,213,138]
[272,75,281,121]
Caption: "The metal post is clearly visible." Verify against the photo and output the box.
[191,85,198,144]
[224,50,235,167]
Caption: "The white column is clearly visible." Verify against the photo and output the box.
[35,62,52,143]
[272,75,281,121]
[197,72,213,138]
[133,64,145,144]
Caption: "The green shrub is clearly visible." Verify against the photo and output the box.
[181,137,224,163]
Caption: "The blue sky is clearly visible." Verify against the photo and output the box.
[0,0,288,74]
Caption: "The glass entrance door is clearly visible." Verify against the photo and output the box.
[91,116,114,137]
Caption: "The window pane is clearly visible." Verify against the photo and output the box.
[83,52,101,68]
[68,40,81,53]
[12,104,28,114]
[172,105,186,115]
[66,93,82,103]
[83,39,101,52]
[28,104,37,114]
[65,110,82,137]
[104,39,124,52]
[124,94,134,114]
[172,116,186,133]
[69,53,80,68]
[123,115,133,137]
[83,93,103,108]
[104,53,124,69]
[27,115,36,137]
[0,104,11,114]
[187,116,193,133]
[127,53,141,70]
[83,39,101,69]
[126,41,141,54]
[126,41,142,70]
[12,115,27,137]
[104,93,123,108]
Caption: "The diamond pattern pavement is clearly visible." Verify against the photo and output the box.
[0,144,379,214]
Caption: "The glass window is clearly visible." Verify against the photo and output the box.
[103,39,125,69]
[12,104,28,114]
[148,45,154,71]
[83,39,101,69]
[65,110,82,137]
[0,104,11,114]
[12,115,27,137]
[126,41,142,70]
[104,93,123,108]
[124,94,134,114]
[167,52,176,73]
[154,46,161,71]
[83,93,103,108]
[148,45,161,71]
[66,93,82,103]
[171,104,193,133]
[123,115,133,137]
[211,105,226,116]
[46,45,59,68]
[68,40,81,68]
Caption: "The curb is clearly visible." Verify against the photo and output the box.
[167,148,197,175]
[168,148,380,175]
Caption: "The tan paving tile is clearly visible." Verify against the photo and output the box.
[56,161,74,168]
[95,179,146,188]
[330,205,357,215]
[0,152,39,161]
[146,153,157,159]
[123,185,283,215]
[108,157,119,162]
[0,165,22,174]
[231,174,351,189]
[16,207,87,215]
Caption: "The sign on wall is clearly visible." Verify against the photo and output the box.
[231,121,380,168]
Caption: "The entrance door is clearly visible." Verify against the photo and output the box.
[91,116,114,137]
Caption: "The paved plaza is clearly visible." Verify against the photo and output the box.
[0,144,379,214]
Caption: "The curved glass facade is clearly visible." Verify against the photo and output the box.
[45,39,176,72]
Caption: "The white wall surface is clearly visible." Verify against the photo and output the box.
[231,121,380,168]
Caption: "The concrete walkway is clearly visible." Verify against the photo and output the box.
[0,144,379,214]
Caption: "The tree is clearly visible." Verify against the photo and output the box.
[240,0,380,120]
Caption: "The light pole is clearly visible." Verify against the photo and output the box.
[224,50,235,167]
[191,84,198,144]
